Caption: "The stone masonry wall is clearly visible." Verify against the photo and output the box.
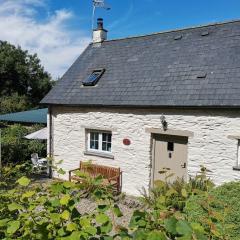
[50,106,240,196]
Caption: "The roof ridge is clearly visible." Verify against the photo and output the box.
[102,18,240,43]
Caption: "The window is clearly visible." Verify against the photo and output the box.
[174,34,182,40]
[201,31,209,36]
[87,130,112,153]
[167,142,174,151]
[82,69,105,86]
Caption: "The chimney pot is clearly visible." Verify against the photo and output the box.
[97,18,104,30]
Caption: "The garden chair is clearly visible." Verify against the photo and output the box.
[31,153,48,174]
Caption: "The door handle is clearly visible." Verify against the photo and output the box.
[181,163,186,168]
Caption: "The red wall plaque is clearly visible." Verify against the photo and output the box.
[123,138,131,145]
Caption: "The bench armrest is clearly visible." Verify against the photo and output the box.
[108,174,120,182]
[108,171,122,193]
[69,168,81,181]
[69,168,81,173]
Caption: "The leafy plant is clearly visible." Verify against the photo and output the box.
[0,163,125,239]
[141,167,214,211]
[185,181,240,240]
[0,164,236,239]
[0,175,123,239]
[0,162,32,190]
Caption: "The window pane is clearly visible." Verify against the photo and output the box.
[167,142,174,151]
[90,140,99,150]
[107,143,111,152]
[90,140,95,149]
[90,132,94,140]
[102,133,107,142]
[90,132,99,141]
[95,140,99,149]
[102,133,112,152]
[90,132,99,150]
[102,142,107,151]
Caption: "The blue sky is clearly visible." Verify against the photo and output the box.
[51,0,240,39]
[1,0,240,78]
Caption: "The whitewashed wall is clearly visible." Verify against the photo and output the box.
[49,106,240,196]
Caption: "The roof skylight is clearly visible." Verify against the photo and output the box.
[197,72,207,78]
[201,31,209,36]
[82,69,105,86]
[174,34,182,40]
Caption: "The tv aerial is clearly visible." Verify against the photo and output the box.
[92,0,111,29]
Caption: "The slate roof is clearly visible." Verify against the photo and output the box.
[0,109,47,124]
[41,20,240,108]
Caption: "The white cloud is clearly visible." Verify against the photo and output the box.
[0,0,91,78]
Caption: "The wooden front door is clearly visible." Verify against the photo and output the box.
[152,134,188,183]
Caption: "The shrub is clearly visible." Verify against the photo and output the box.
[0,163,32,191]
[185,181,240,239]
[141,167,214,211]
[0,164,236,239]
[0,93,31,114]
[0,165,123,239]
[1,124,46,164]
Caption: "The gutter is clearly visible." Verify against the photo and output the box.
[40,103,240,110]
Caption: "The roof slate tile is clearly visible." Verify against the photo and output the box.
[41,20,240,108]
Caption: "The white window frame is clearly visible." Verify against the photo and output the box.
[87,130,112,153]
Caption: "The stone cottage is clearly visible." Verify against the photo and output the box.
[41,19,240,196]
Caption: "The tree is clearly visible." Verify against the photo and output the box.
[0,93,30,114]
[0,41,53,113]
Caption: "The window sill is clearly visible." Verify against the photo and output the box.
[233,166,240,171]
[84,151,114,159]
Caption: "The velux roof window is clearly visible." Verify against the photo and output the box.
[82,69,105,86]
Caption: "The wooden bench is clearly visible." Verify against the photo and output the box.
[69,161,122,193]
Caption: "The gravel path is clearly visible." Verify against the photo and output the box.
[77,195,144,230]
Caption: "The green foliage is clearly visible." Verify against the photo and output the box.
[0,164,237,239]
[17,176,31,186]
[0,41,51,166]
[185,181,240,240]
[0,93,31,114]
[72,164,117,199]
[0,41,54,113]
[141,167,214,211]
[0,162,32,189]
[136,168,229,239]
[0,165,124,239]
[1,124,46,164]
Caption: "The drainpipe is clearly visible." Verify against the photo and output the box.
[237,140,239,167]
[0,129,1,177]
[48,106,53,178]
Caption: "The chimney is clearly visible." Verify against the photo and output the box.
[93,18,108,43]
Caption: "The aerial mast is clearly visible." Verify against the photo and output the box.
[92,0,111,30]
